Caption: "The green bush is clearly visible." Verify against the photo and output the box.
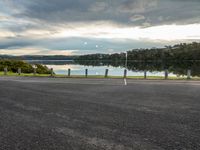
[0,59,51,74]
[35,64,52,74]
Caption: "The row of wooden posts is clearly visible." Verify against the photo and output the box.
[54,68,192,79]
[3,67,192,79]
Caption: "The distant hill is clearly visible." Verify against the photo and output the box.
[0,55,78,60]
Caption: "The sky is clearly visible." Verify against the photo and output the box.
[0,0,200,56]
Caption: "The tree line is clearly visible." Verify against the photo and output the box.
[75,42,200,61]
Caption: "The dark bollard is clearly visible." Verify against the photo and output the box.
[124,69,127,78]
[144,70,147,79]
[33,68,36,76]
[187,69,191,79]
[4,68,7,75]
[68,69,71,77]
[85,69,88,78]
[105,69,109,78]
[165,69,168,80]
[50,68,54,77]
[18,68,21,75]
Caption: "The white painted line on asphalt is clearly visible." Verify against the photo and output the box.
[124,78,127,85]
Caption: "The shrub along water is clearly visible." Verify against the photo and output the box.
[0,59,51,74]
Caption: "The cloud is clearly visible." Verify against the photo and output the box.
[0,47,77,56]
[130,15,146,22]
[39,23,200,41]
[0,14,9,21]
[119,0,158,13]
[1,0,200,28]
[1,21,200,56]
[0,0,200,55]
[89,2,108,12]
[0,29,16,38]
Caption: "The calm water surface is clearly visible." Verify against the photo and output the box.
[26,60,177,77]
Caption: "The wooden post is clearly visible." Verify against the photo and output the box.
[33,68,36,76]
[85,69,88,78]
[18,68,21,75]
[105,69,109,78]
[68,69,71,77]
[4,67,7,75]
[187,69,191,79]
[165,69,168,80]
[124,69,127,78]
[50,68,53,77]
[144,70,147,79]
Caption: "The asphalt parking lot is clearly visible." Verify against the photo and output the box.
[0,77,200,150]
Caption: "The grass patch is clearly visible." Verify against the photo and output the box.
[0,72,50,77]
[1,71,200,80]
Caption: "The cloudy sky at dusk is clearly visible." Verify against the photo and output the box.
[0,0,200,55]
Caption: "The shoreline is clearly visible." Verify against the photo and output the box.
[0,72,200,81]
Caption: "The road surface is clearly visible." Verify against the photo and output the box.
[0,77,200,150]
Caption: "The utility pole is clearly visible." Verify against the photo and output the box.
[125,52,128,69]
[124,52,128,85]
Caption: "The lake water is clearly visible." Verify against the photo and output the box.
[26,60,178,77]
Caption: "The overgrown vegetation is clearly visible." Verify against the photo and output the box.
[0,59,51,74]
[35,64,52,74]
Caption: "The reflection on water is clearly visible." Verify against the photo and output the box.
[26,60,200,77]
[46,64,176,76]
